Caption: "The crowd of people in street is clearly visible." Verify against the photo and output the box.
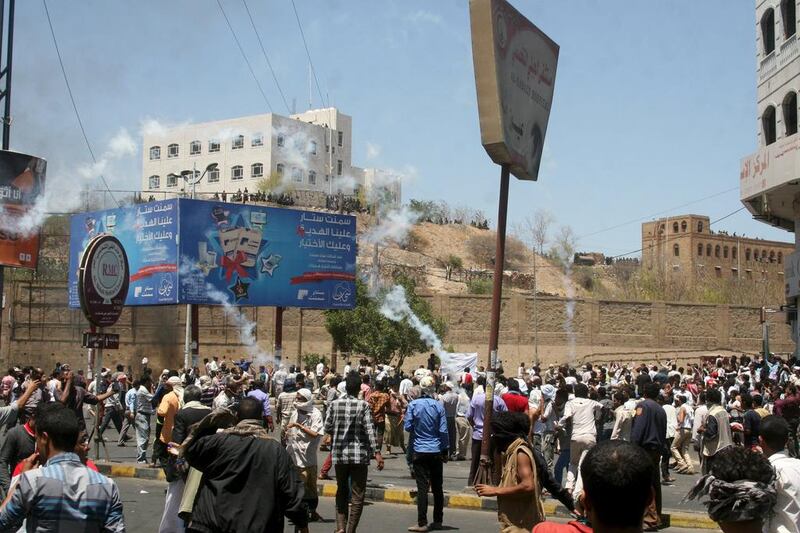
[1,352,800,531]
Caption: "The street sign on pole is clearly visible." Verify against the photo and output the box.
[81,332,120,350]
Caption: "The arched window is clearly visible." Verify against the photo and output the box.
[770,250,776,262]
[707,244,712,256]
[723,246,729,259]
[763,249,768,260]
[292,167,303,182]
[207,166,220,183]
[681,220,687,232]
[673,222,679,233]
[785,92,798,136]
[167,143,179,158]
[715,245,721,258]
[251,163,263,178]
[698,243,703,256]
[232,135,244,150]
[763,105,777,145]
[231,165,243,180]
[309,140,317,155]
[276,163,284,176]
[779,251,784,264]
[148,175,160,189]
[783,0,796,38]
[762,8,776,55]
[697,220,704,233]
[189,140,201,155]
[673,244,680,257]
[149,146,161,160]
[308,170,317,184]
[732,247,738,260]
[754,250,760,261]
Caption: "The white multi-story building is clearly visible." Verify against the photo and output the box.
[741,0,800,353]
[141,107,394,200]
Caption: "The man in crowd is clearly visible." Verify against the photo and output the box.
[758,415,800,533]
[531,384,557,471]
[286,388,324,523]
[0,404,125,531]
[438,382,459,460]
[467,379,508,486]
[247,378,275,432]
[0,401,42,496]
[557,383,603,492]
[404,376,448,532]
[324,371,384,533]
[134,375,155,464]
[183,397,308,533]
[699,388,733,475]
[631,382,667,531]
[56,369,115,431]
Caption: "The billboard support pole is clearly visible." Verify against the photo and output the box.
[297,308,304,366]
[475,163,510,486]
[275,306,284,364]
[183,304,191,372]
[0,0,16,360]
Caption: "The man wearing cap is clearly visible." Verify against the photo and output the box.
[405,376,448,532]
[532,384,557,472]
[286,388,324,522]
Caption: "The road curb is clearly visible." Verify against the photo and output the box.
[98,463,719,529]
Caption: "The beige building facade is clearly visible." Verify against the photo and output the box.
[642,214,793,281]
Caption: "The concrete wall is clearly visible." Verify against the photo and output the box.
[1,281,792,373]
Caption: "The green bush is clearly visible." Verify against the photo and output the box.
[467,279,493,294]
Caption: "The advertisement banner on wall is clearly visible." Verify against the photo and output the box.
[67,199,357,310]
[68,199,179,307]
[470,0,559,181]
[178,199,356,309]
[0,151,47,269]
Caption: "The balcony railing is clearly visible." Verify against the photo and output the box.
[760,51,778,81]
[780,33,799,67]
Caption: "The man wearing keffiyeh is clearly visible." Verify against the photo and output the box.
[684,446,777,533]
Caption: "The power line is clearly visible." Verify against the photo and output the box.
[241,0,291,114]
[289,0,327,108]
[42,0,119,208]
[607,206,747,261]
[215,0,273,112]
[576,186,739,241]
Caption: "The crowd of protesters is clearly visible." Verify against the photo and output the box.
[1,352,800,531]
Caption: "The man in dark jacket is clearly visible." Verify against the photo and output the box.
[159,385,211,533]
[184,396,308,533]
[0,402,43,494]
[631,382,667,531]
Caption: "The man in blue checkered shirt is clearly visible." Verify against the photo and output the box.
[324,371,384,533]
[0,403,124,532]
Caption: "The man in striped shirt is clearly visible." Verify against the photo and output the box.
[0,403,124,531]
[324,371,384,533]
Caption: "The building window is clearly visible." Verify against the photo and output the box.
[292,167,303,183]
[762,8,776,55]
[779,251,784,264]
[707,244,712,256]
[310,140,317,155]
[232,135,244,150]
[732,268,739,278]
[763,249,768,260]
[251,133,264,147]
[149,146,161,160]
[673,244,680,257]
[783,0,796,38]
[251,163,263,178]
[672,222,679,233]
[770,250,776,262]
[167,174,178,188]
[697,220,704,233]
[231,165,243,180]
[308,170,316,185]
[277,134,285,147]
[681,220,687,232]
[754,250,760,261]
[785,92,798,136]
[715,266,722,278]
[697,243,703,256]
[208,167,220,183]
[276,163,284,177]
[337,130,343,147]
[715,245,721,258]
[168,143,179,158]
[148,175,160,189]
[732,247,738,260]
[763,105,777,145]
[746,248,752,261]
[209,139,220,153]
[337,159,343,175]
[723,246,729,259]
[190,140,201,155]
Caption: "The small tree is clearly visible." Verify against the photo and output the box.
[444,254,463,280]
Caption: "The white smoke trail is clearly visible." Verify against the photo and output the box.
[0,128,137,238]
[562,265,577,362]
[380,284,444,356]
[361,205,419,247]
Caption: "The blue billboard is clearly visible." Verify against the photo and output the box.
[68,199,356,309]
[68,199,180,307]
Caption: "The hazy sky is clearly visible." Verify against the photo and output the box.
[10,0,788,256]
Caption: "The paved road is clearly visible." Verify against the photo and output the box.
[115,478,716,532]
[94,416,706,514]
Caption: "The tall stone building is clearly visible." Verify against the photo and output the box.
[641,214,793,281]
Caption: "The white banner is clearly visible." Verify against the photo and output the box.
[440,352,479,381]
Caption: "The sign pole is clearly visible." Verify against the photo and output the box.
[476,163,510,485]
[275,306,284,365]
[94,326,103,462]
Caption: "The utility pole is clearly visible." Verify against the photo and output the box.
[532,250,539,366]
[0,0,17,360]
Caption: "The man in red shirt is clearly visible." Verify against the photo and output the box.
[502,379,529,413]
